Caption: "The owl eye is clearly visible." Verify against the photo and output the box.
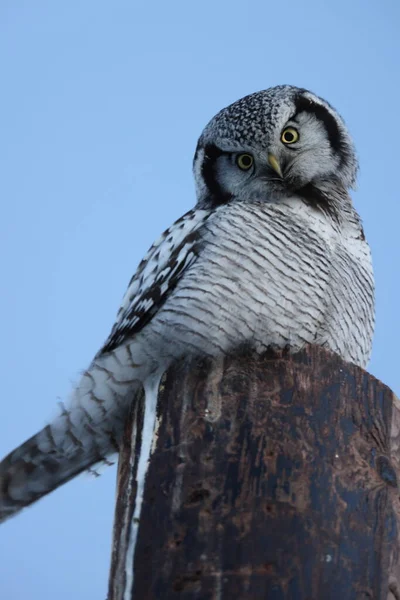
[236,153,254,170]
[281,127,299,144]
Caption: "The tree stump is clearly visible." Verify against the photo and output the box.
[108,345,400,600]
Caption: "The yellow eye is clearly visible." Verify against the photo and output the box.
[236,153,254,170]
[281,127,299,144]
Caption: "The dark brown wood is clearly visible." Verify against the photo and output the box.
[108,345,400,600]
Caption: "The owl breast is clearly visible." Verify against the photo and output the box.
[139,200,374,369]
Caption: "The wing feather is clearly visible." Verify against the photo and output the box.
[100,208,211,353]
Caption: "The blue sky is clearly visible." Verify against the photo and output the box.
[0,1,399,598]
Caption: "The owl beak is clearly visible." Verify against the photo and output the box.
[267,153,283,178]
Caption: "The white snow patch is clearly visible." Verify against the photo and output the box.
[123,372,162,600]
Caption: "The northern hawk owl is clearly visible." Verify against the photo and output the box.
[0,85,375,524]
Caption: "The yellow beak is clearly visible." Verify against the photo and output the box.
[267,153,283,178]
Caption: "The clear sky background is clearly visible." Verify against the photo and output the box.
[0,1,399,598]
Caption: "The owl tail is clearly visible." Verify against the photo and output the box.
[0,350,141,524]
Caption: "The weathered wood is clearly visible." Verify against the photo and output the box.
[108,345,400,600]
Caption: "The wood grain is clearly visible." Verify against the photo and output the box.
[108,345,400,600]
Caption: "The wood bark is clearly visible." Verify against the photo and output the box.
[108,345,400,600]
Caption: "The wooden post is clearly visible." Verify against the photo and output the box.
[108,346,400,600]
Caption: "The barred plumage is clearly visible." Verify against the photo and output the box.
[0,84,374,525]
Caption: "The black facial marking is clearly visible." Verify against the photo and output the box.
[200,143,232,206]
[293,94,342,153]
[296,182,340,222]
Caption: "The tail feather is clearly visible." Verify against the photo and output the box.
[0,425,105,523]
[0,351,140,523]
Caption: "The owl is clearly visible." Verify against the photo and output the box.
[0,85,374,525]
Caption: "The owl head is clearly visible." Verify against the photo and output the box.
[193,85,358,209]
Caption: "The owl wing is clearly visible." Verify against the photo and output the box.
[100,208,212,354]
